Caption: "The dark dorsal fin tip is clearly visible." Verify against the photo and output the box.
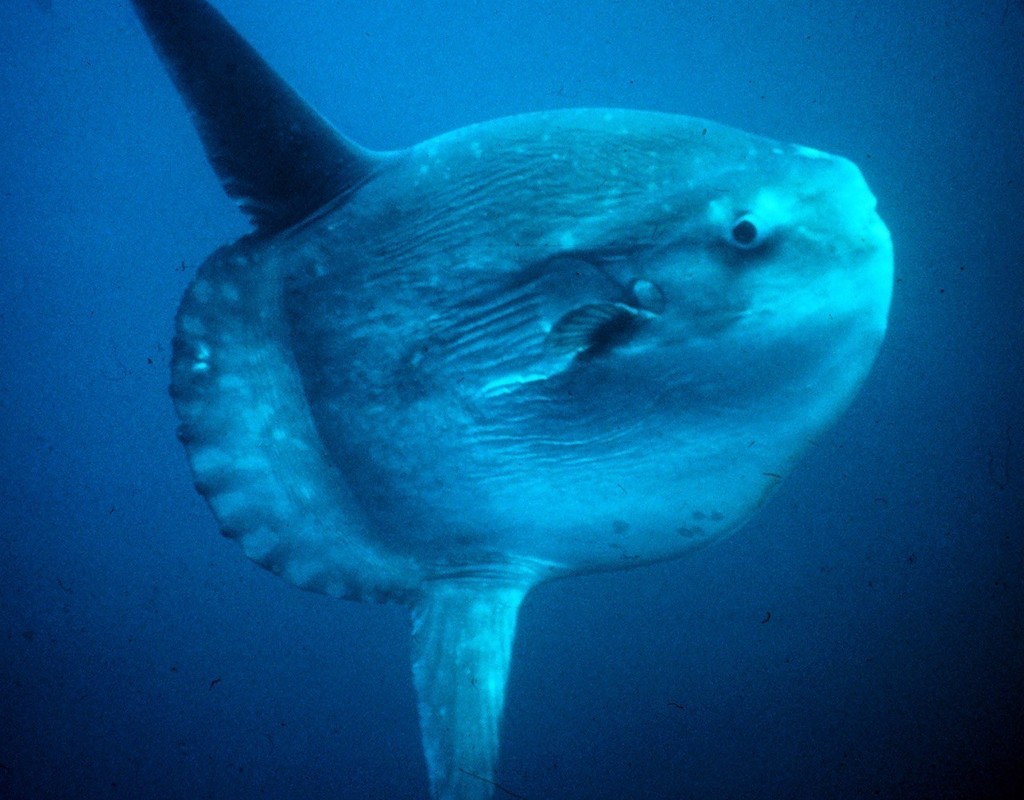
[131,0,381,234]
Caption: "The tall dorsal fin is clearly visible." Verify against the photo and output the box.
[131,0,381,234]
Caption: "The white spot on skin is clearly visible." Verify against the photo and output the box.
[179,315,205,336]
[480,373,550,397]
[190,448,229,480]
[794,144,832,160]
[191,280,212,303]
[707,197,733,228]
[749,188,795,231]
[241,403,275,430]
[217,374,245,391]
[284,559,320,587]
[213,490,251,522]
[240,526,277,560]
[192,341,211,372]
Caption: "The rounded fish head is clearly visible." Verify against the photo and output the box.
[617,137,895,419]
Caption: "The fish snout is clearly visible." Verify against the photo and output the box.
[825,156,887,247]
[819,156,895,327]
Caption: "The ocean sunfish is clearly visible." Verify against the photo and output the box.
[129,1,894,798]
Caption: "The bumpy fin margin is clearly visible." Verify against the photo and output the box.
[411,580,531,800]
[130,0,381,233]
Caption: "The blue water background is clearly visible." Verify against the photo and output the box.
[2,1,1022,798]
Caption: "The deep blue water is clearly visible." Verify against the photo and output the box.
[2,1,1022,798]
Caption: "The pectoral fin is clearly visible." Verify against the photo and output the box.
[546,302,646,358]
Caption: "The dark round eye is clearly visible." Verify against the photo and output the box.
[730,216,760,248]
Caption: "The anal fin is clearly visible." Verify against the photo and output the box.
[411,579,531,800]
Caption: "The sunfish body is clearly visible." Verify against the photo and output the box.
[130,2,894,798]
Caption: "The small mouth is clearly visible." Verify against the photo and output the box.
[849,209,891,256]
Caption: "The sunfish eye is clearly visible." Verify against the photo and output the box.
[730,214,763,249]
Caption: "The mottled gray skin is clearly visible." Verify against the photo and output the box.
[173,109,892,604]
